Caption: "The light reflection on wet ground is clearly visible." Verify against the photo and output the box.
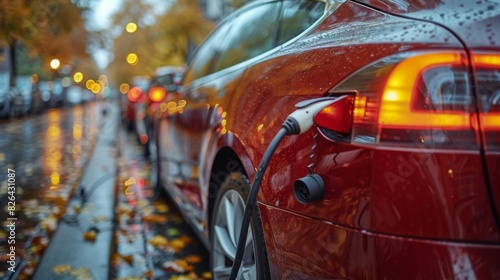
[112,127,210,280]
[0,103,102,278]
[0,102,210,279]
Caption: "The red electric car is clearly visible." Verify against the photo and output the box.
[155,0,500,278]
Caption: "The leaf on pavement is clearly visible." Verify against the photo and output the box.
[170,238,187,251]
[148,234,169,249]
[142,270,154,278]
[185,255,202,264]
[153,202,169,213]
[166,228,180,237]
[91,215,108,223]
[53,264,72,274]
[162,259,193,273]
[168,271,201,280]
[113,253,134,266]
[83,229,98,242]
[69,267,94,280]
[142,214,167,224]
[40,215,58,233]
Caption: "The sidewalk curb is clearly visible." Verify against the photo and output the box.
[32,103,120,280]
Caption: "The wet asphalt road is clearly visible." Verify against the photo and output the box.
[0,101,209,279]
[0,103,101,278]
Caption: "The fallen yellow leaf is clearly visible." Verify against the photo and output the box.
[186,255,202,264]
[83,230,97,242]
[142,214,167,224]
[53,264,72,274]
[149,235,169,248]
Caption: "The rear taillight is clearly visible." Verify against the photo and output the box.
[148,86,167,103]
[324,51,479,150]
[473,53,500,150]
[127,86,143,103]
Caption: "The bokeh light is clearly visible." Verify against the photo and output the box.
[125,22,137,33]
[99,75,108,85]
[50,59,60,70]
[86,79,95,90]
[91,83,101,94]
[61,77,71,87]
[126,53,138,65]
[73,72,83,83]
[119,83,129,94]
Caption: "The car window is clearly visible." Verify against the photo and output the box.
[152,74,177,91]
[183,23,232,85]
[277,0,326,45]
[212,1,281,73]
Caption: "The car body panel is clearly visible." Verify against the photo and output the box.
[259,203,500,279]
[158,69,246,238]
[355,0,500,50]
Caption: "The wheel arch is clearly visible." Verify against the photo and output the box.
[207,146,247,233]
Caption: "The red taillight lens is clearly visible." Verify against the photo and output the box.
[328,51,479,149]
[148,86,166,103]
[127,86,143,103]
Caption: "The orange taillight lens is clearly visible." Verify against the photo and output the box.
[127,86,143,103]
[379,52,471,129]
[148,86,167,103]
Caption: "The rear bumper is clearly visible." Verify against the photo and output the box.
[258,203,500,280]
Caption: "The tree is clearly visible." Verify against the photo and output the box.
[0,0,32,86]
[106,0,215,86]
[155,0,214,63]
[0,0,91,86]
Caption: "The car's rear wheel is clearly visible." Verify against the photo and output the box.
[210,173,270,280]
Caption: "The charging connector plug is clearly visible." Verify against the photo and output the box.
[282,97,337,135]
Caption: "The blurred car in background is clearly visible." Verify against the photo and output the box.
[135,66,184,157]
[48,79,64,108]
[66,85,83,106]
[39,80,52,109]
[122,76,149,132]
[14,75,34,117]
[0,72,13,118]
[155,0,500,279]
[81,88,94,103]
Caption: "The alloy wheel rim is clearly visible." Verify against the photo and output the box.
[213,189,257,279]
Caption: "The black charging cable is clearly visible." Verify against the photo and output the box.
[228,97,338,279]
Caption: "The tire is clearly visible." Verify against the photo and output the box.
[210,172,270,280]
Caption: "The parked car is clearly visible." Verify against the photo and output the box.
[0,72,13,118]
[155,0,500,279]
[15,75,34,116]
[135,66,184,157]
[48,79,64,108]
[122,76,150,132]
[66,85,83,106]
